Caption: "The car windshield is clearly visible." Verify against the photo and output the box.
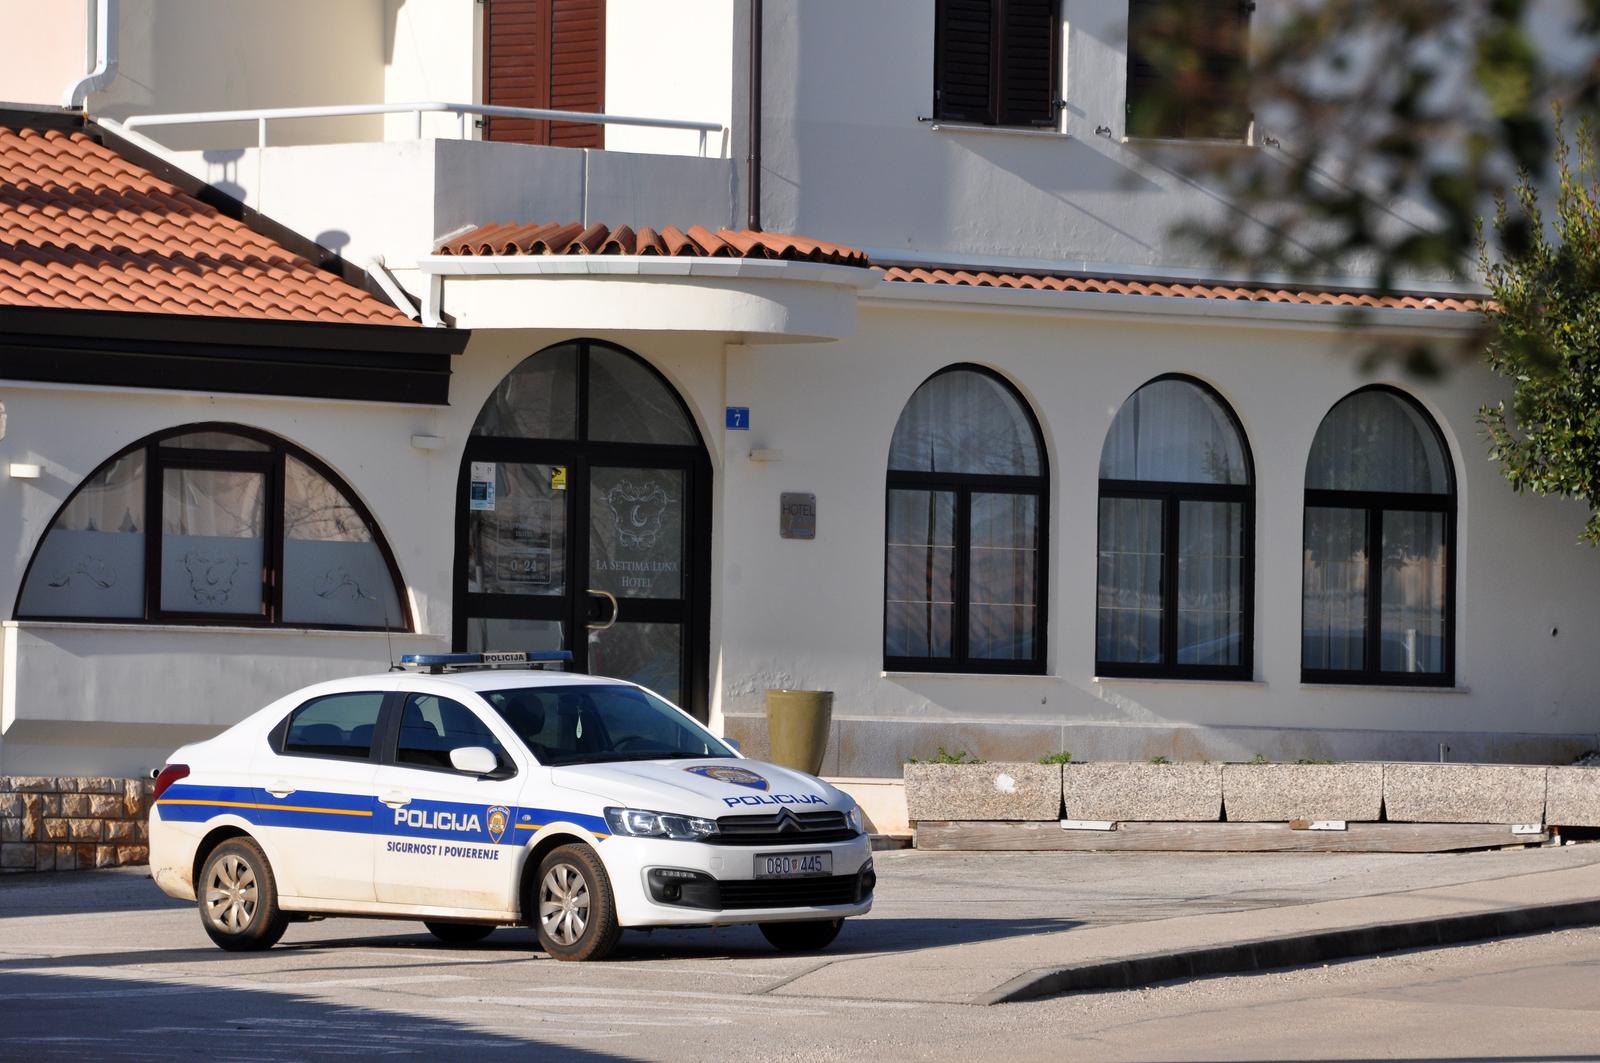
[480,683,736,767]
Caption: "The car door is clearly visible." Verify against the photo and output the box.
[372,688,528,913]
[250,685,394,903]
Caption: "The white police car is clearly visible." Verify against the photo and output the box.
[148,652,874,961]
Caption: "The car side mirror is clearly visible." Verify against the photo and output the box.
[724,738,741,753]
[449,745,499,776]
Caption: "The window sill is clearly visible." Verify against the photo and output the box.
[1094,675,1263,687]
[4,618,443,640]
[928,121,1067,140]
[883,670,1060,681]
[1300,682,1470,694]
[1120,134,1256,150]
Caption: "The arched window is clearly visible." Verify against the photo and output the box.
[1097,376,1253,679]
[884,366,1047,673]
[16,424,408,630]
[1303,387,1454,685]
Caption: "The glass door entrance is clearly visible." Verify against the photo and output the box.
[456,342,710,717]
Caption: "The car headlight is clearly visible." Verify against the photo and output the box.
[846,804,865,833]
[604,806,719,841]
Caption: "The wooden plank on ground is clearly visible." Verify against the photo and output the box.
[913,820,1546,853]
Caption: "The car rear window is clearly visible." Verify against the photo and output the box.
[281,691,384,760]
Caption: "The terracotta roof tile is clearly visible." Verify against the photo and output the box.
[0,123,413,325]
[437,220,871,267]
[876,265,1481,312]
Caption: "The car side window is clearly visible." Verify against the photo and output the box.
[395,693,509,772]
[281,692,385,760]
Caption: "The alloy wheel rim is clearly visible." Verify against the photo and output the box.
[538,863,590,946]
[205,853,258,934]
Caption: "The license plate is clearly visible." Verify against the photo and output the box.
[754,852,833,879]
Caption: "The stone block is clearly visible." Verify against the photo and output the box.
[0,792,21,817]
[93,845,118,868]
[7,777,61,793]
[42,819,68,842]
[21,796,42,839]
[1546,767,1600,827]
[115,846,149,866]
[104,820,136,843]
[54,845,76,871]
[58,794,90,818]
[78,777,123,795]
[1063,763,1223,822]
[1383,764,1547,824]
[74,843,96,869]
[0,818,20,843]
[40,795,61,816]
[89,794,123,818]
[1221,763,1384,822]
[1,843,35,870]
[124,780,152,818]
[67,819,102,842]
[903,763,1062,821]
[33,844,54,872]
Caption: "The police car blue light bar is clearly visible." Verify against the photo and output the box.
[398,650,573,674]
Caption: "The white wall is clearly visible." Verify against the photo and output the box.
[603,0,737,157]
[0,0,86,106]
[382,0,481,141]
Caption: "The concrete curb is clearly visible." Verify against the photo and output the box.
[979,897,1600,1005]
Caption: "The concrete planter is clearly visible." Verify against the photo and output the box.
[1545,767,1600,827]
[1222,763,1384,822]
[1063,762,1222,822]
[1383,764,1548,824]
[903,763,1062,822]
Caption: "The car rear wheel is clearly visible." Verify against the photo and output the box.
[424,921,496,945]
[199,838,288,952]
[532,844,621,962]
[759,918,844,952]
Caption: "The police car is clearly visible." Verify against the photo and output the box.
[147,652,874,961]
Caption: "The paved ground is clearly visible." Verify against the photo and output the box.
[2,847,1599,1060]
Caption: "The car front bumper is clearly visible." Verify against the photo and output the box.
[599,832,875,927]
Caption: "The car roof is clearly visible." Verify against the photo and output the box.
[383,669,636,695]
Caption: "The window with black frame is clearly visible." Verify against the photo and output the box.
[16,424,409,630]
[1126,0,1253,141]
[932,0,1060,128]
[884,366,1047,674]
[1096,376,1253,679]
[1302,387,1455,685]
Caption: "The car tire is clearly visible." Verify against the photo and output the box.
[424,921,496,945]
[198,837,288,952]
[759,918,844,953]
[531,843,621,962]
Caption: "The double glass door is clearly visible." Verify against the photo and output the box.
[455,340,709,716]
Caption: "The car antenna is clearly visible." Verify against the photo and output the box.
[384,609,399,672]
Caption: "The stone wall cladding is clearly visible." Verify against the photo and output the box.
[1221,763,1384,822]
[1545,767,1600,827]
[903,763,1063,821]
[1064,763,1223,821]
[1382,764,1548,824]
[0,776,153,873]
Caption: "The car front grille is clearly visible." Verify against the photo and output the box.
[716,874,865,909]
[709,810,859,846]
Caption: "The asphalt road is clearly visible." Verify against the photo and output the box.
[2,850,1598,1061]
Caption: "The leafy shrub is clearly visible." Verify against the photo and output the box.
[1038,751,1073,765]
[1149,755,1172,765]
[906,746,983,765]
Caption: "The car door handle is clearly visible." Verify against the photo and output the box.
[586,588,619,631]
[264,784,295,799]
[380,791,410,809]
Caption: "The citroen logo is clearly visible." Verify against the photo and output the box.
[775,809,800,832]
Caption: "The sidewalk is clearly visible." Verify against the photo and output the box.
[766,843,1600,1005]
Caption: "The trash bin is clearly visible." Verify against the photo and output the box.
[764,689,834,776]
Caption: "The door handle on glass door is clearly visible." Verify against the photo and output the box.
[587,588,619,631]
[265,783,295,798]
[380,791,410,808]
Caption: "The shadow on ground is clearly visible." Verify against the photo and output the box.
[0,971,633,1061]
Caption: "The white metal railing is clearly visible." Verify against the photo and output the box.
[122,101,726,157]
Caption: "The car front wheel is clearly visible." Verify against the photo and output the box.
[199,837,288,952]
[759,918,844,953]
[532,843,621,961]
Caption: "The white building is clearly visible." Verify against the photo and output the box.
[1,1,1596,779]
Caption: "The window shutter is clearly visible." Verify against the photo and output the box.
[482,0,604,147]
[997,0,1057,126]
[934,0,996,124]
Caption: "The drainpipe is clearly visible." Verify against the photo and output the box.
[746,0,762,232]
[62,0,119,109]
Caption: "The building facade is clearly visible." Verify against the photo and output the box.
[2,1,1596,778]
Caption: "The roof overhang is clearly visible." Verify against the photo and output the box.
[0,306,466,404]
[416,255,880,342]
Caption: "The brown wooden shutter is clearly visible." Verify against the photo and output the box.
[1127,0,1251,140]
[483,0,605,148]
[996,0,1057,126]
[934,0,996,124]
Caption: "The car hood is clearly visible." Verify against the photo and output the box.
[549,758,848,818]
